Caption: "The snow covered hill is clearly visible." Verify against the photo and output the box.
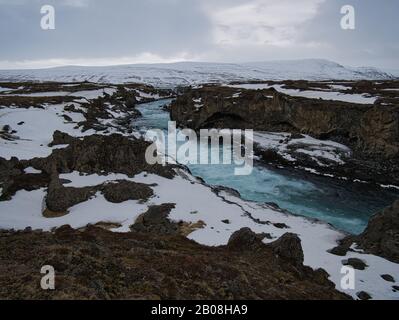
[0,59,394,87]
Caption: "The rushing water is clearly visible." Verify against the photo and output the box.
[135,99,399,235]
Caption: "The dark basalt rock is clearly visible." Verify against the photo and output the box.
[213,185,241,198]
[267,233,304,267]
[328,235,355,257]
[1,133,176,215]
[330,200,399,263]
[73,88,144,134]
[342,258,368,270]
[381,274,395,282]
[170,84,399,185]
[45,174,95,214]
[130,203,179,235]
[0,157,23,182]
[101,180,154,203]
[62,114,73,122]
[0,172,50,201]
[357,291,372,300]
[0,95,76,109]
[227,227,265,250]
[48,130,77,147]
[355,200,399,263]
[227,229,305,271]
[0,155,158,213]
[30,133,176,179]
[273,222,289,229]
[290,133,305,140]
[256,148,290,165]
[0,157,50,201]
[45,176,156,214]
[0,125,19,141]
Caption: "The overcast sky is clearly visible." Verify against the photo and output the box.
[0,0,398,69]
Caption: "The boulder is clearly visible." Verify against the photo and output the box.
[268,233,304,267]
[381,274,395,282]
[357,291,372,300]
[330,200,399,264]
[227,227,265,250]
[102,180,153,203]
[130,203,178,235]
[355,200,399,263]
[342,258,367,270]
[48,130,76,146]
[45,174,95,214]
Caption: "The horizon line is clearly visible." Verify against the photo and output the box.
[0,58,393,72]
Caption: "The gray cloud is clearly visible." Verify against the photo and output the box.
[0,0,397,69]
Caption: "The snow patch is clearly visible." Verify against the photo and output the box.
[227,83,377,104]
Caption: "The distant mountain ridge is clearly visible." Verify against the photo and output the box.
[0,59,395,87]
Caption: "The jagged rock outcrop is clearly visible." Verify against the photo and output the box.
[227,227,266,250]
[29,132,176,179]
[102,180,154,203]
[0,157,23,181]
[354,200,399,263]
[45,174,95,215]
[170,84,399,185]
[0,133,174,215]
[267,233,304,267]
[331,200,399,263]
[0,157,50,201]
[130,204,179,235]
[357,106,399,158]
[170,85,399,160]
[44,176,156,216]
[130,203,206,237]
[48,130,77,147]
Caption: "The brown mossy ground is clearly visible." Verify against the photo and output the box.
[0,225,350,300]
